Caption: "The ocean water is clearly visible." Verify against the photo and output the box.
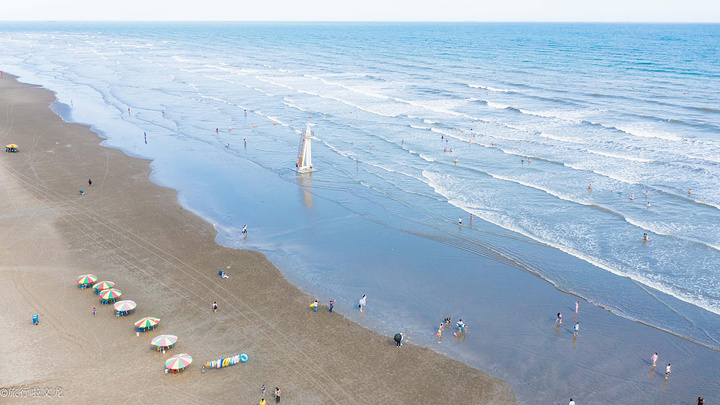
[2,22,720,402]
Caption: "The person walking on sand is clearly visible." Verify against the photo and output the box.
[212,301,218,314]
[575,301,579,313]
[261,385,266,395]
[88,179,92,186]
[665,363,671,380]
[359,294,366,312]
[556,313,562,324]
[574,322,579,336]
[274,387,281,403]
[394,332,404,347]
[92,306,97,317]
[310,300,318,312]
[329,300,335,313]
[651,352,658,366]
[259,399,266,405]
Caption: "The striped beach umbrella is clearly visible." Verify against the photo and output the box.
[165,353,192,370]
[151,334,178,348]
[135,317,160,329]
[76,274,98,285]
[113,300,137,312]
[98,288,122,301]
[93,281,115,293]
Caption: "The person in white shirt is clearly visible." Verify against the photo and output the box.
[569,398,575,405]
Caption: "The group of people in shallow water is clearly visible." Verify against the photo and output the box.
[435,318,468,344]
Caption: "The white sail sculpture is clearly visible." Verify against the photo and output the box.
[295,124,317,173]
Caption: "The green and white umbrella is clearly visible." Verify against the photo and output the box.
[151,334,177,348]
[165,353,192,370]
[113,300,136,312]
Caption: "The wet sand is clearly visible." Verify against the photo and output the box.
[0,75,516,403]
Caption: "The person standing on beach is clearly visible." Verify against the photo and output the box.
[274,387,281,403]
[556,313,562,324]
[574,322,579,336]
[394,333,404,347]
[437,323,444,343]
[310,300,318,312]
[261,385,266,395]
[569,399,575,405]
[651,352,658,367]
[329,300,334,313]
[88,179,92,187]
[359,294,366,312]
[213,301,218,314]
[92,306,97,317]
[575,301,579,313]
[665,364,671,380]
[259,398,266,405]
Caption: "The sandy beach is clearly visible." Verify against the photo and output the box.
[0,75,516,403]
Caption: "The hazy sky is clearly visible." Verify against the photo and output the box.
[2,0,719,22]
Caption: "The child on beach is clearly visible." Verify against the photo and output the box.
[92,306,97,317]
[310,300,318,312]
[651,352,658,367]
[261,385,266,395]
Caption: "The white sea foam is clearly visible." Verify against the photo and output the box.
[468,84,513,92]
[587,149,653,163]
[422,170,720,317]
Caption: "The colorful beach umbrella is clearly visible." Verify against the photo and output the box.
[98,288,122,300]
[134,317,160,329]
[76,274,98,285]
[113,300,137,312]
[151,334,177,348]
[6,144,18,149]
[93,281,115,292]
[165,353,192,370]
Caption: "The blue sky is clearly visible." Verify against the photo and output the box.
[2,0,719,22]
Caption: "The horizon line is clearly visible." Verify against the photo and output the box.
[1,20,720,24]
